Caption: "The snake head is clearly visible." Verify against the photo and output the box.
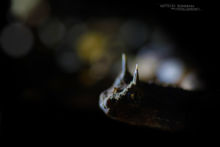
[99,54,189,130]
[99,54,142,116]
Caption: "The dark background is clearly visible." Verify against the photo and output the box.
[1,0,219,142]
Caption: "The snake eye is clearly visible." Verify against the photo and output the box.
[127,92,136,101]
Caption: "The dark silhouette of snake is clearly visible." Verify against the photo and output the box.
[99,54,219,131]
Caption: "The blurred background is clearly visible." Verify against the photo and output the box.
[0,0,218,140]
